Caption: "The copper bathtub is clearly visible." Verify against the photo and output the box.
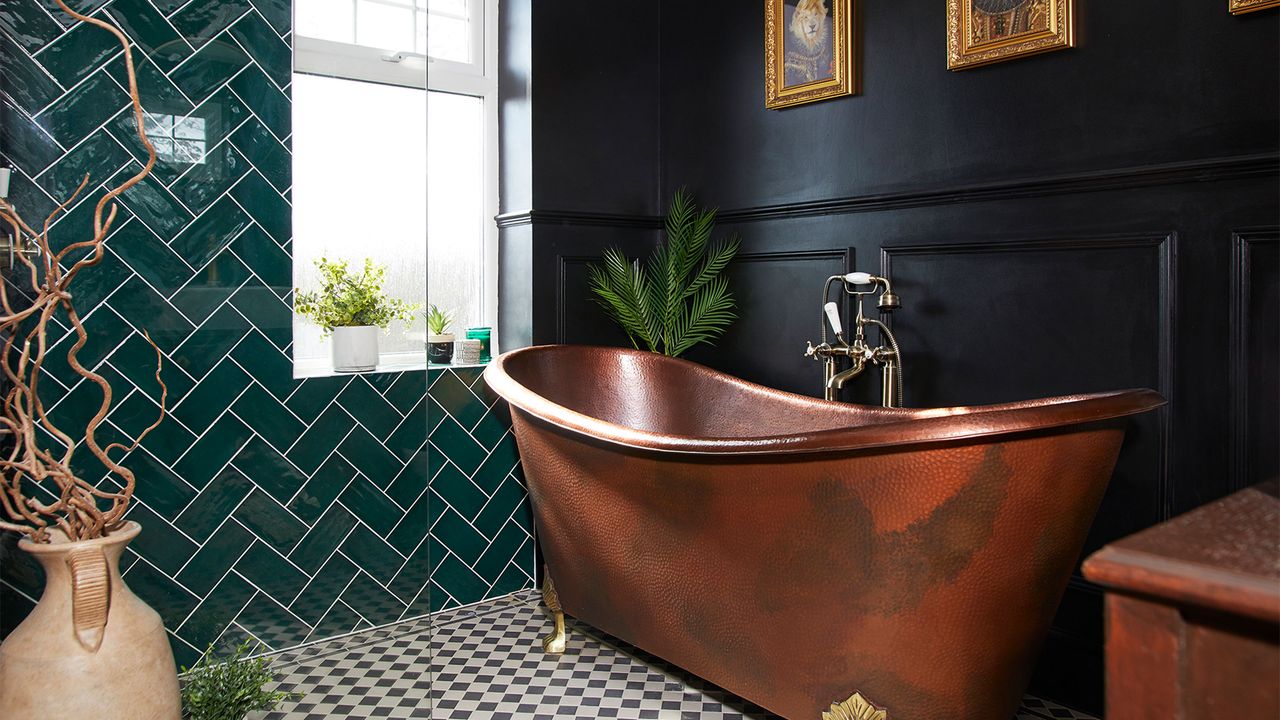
[483,345,1164,719]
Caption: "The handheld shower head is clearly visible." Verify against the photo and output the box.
[823,302,843,337]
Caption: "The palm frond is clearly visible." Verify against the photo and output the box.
[589,190,740,357]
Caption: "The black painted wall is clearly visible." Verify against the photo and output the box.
[500,0,1280,711]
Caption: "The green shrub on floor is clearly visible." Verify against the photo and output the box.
[181,640,299,720]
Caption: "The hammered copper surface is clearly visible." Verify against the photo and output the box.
[484,345,1164,720]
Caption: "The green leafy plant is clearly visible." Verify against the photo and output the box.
[293,257,419,335]
[181,641,299,720]
[427,303,454,336]
[587,188,741,357]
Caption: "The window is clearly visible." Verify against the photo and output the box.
[292,0,498,374]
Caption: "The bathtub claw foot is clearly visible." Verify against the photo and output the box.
[541,570,567,655]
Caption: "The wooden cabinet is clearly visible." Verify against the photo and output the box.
[1083,482,1280,720]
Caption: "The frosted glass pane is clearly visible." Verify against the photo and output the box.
[427,92,484,334]
[292,74,427,362]
[356,0,414,50]
[426,0,467,14]
[296,0,355,43]
[426,14,469,63]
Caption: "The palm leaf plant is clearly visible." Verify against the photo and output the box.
[587,189,741,357]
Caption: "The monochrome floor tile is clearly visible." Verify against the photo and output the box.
[262,591,1099,720]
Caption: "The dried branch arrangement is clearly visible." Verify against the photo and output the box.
[0,1,164,543]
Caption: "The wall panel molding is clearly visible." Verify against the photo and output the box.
[1229,227,1280,492]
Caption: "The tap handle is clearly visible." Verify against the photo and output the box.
[844,272,875,285]
[823,302,843,337]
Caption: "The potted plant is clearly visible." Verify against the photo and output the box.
[181,641,299,720]
[427,304,455,364]
[587,188,741,357]
[0,4,182,717]
[293,258,418,372]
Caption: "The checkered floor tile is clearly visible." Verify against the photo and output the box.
[261,592,1099,719]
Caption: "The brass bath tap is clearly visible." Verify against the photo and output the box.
[805,273,903,407]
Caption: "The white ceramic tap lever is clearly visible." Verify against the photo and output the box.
[844,272,875,285]
[823,302,843,337]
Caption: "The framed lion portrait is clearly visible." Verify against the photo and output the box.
[947,0,1075,71]
[765,0,856,110]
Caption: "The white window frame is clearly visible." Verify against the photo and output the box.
[292,0,500,374]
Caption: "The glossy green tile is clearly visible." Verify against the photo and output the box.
[2,99,61,175]
[289,505,356,574]
[177,520,254,595]
[112,171,192,239]
[106,54,194,130]
[383,373,426,415]
[230,330,293,399]
[1,167,57,225]
[229,169,288,244]
[430,416,487,476]
[232,383,303,450]
[171,0,251,45]
[340,571,405,627]
[386,493,430,557]
[108,275,196,353]
[1,34,62,114]
[471,432,521,495]
[307,600,361,641]
[230,224,289,295]
[45,305,129,387]
[473,473,527,538]
[235,541,307,601]
[124,503,198,575]
[123,560,200,628]
[228,65,288,140]
[231,435,305,503]
[289,555,356,625]
[0,1,64,52]
[338,426,401,487]
[288,453,355,525]
[104,0,186,72]
[249,0,290,36]
[228,12,289,89]
[338,379,402,440]
[36,132,132,206]
[387,540,430,603]
[113,392,198,465]
[30,17,117,87]
[339,524,403,584]
[489,558,534,599]
[338,474,403,536]
[177,573,255,648]
[385,448,428,508]
[229,281,291,348]
[171,359,250,430]
[432,507,488,566]
[108,220,192,292]
[168,35,249,100]
[120,444,198,520]
[284,375,350,423]
[171,247,251,321]
[284,404,352,475]
[430,460,487,521]
[429,370,487,430]
[232,489,305,550]
[169,195,252,269]
[469,401,513,450]
[174,465,253,538]
[108,332,196,408]
[473,519,530,587]
[385,413,424,462]
[173,415,253,490]
[170,142,249,213]
[433,553,487,610]
[169,302,250,378]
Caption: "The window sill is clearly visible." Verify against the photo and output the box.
[293,353,489,379]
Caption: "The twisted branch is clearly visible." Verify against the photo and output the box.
[0,1,164,543]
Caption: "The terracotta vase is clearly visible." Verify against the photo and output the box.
[0,521,182,719]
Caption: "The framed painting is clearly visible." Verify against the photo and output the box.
[947,0,1075,71]
[1230,0,1280,14]
[765,0,856,110]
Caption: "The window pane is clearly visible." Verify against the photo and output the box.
[427,91,484,334]
[356,0,415,50]
[296,0,355,44]
[292,74,427,362]
[426,13,469,62]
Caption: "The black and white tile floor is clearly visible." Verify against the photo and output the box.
[261,591,1099,720]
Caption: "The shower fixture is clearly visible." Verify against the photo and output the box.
[804,271,904,406]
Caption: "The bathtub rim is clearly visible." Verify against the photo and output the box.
[483,344,1166,457]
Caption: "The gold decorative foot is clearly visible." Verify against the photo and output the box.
[540,569,566,655]
[822,692,887,720]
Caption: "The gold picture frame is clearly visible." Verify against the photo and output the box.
[947,0,1074,71]
[1230,0,1280,14]
[765,0,856,110]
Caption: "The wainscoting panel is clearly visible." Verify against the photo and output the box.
[1231,229,1280,492]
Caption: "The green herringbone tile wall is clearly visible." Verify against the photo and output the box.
[0,0,533,666]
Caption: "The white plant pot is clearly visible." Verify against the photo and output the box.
[331,325,379,372]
